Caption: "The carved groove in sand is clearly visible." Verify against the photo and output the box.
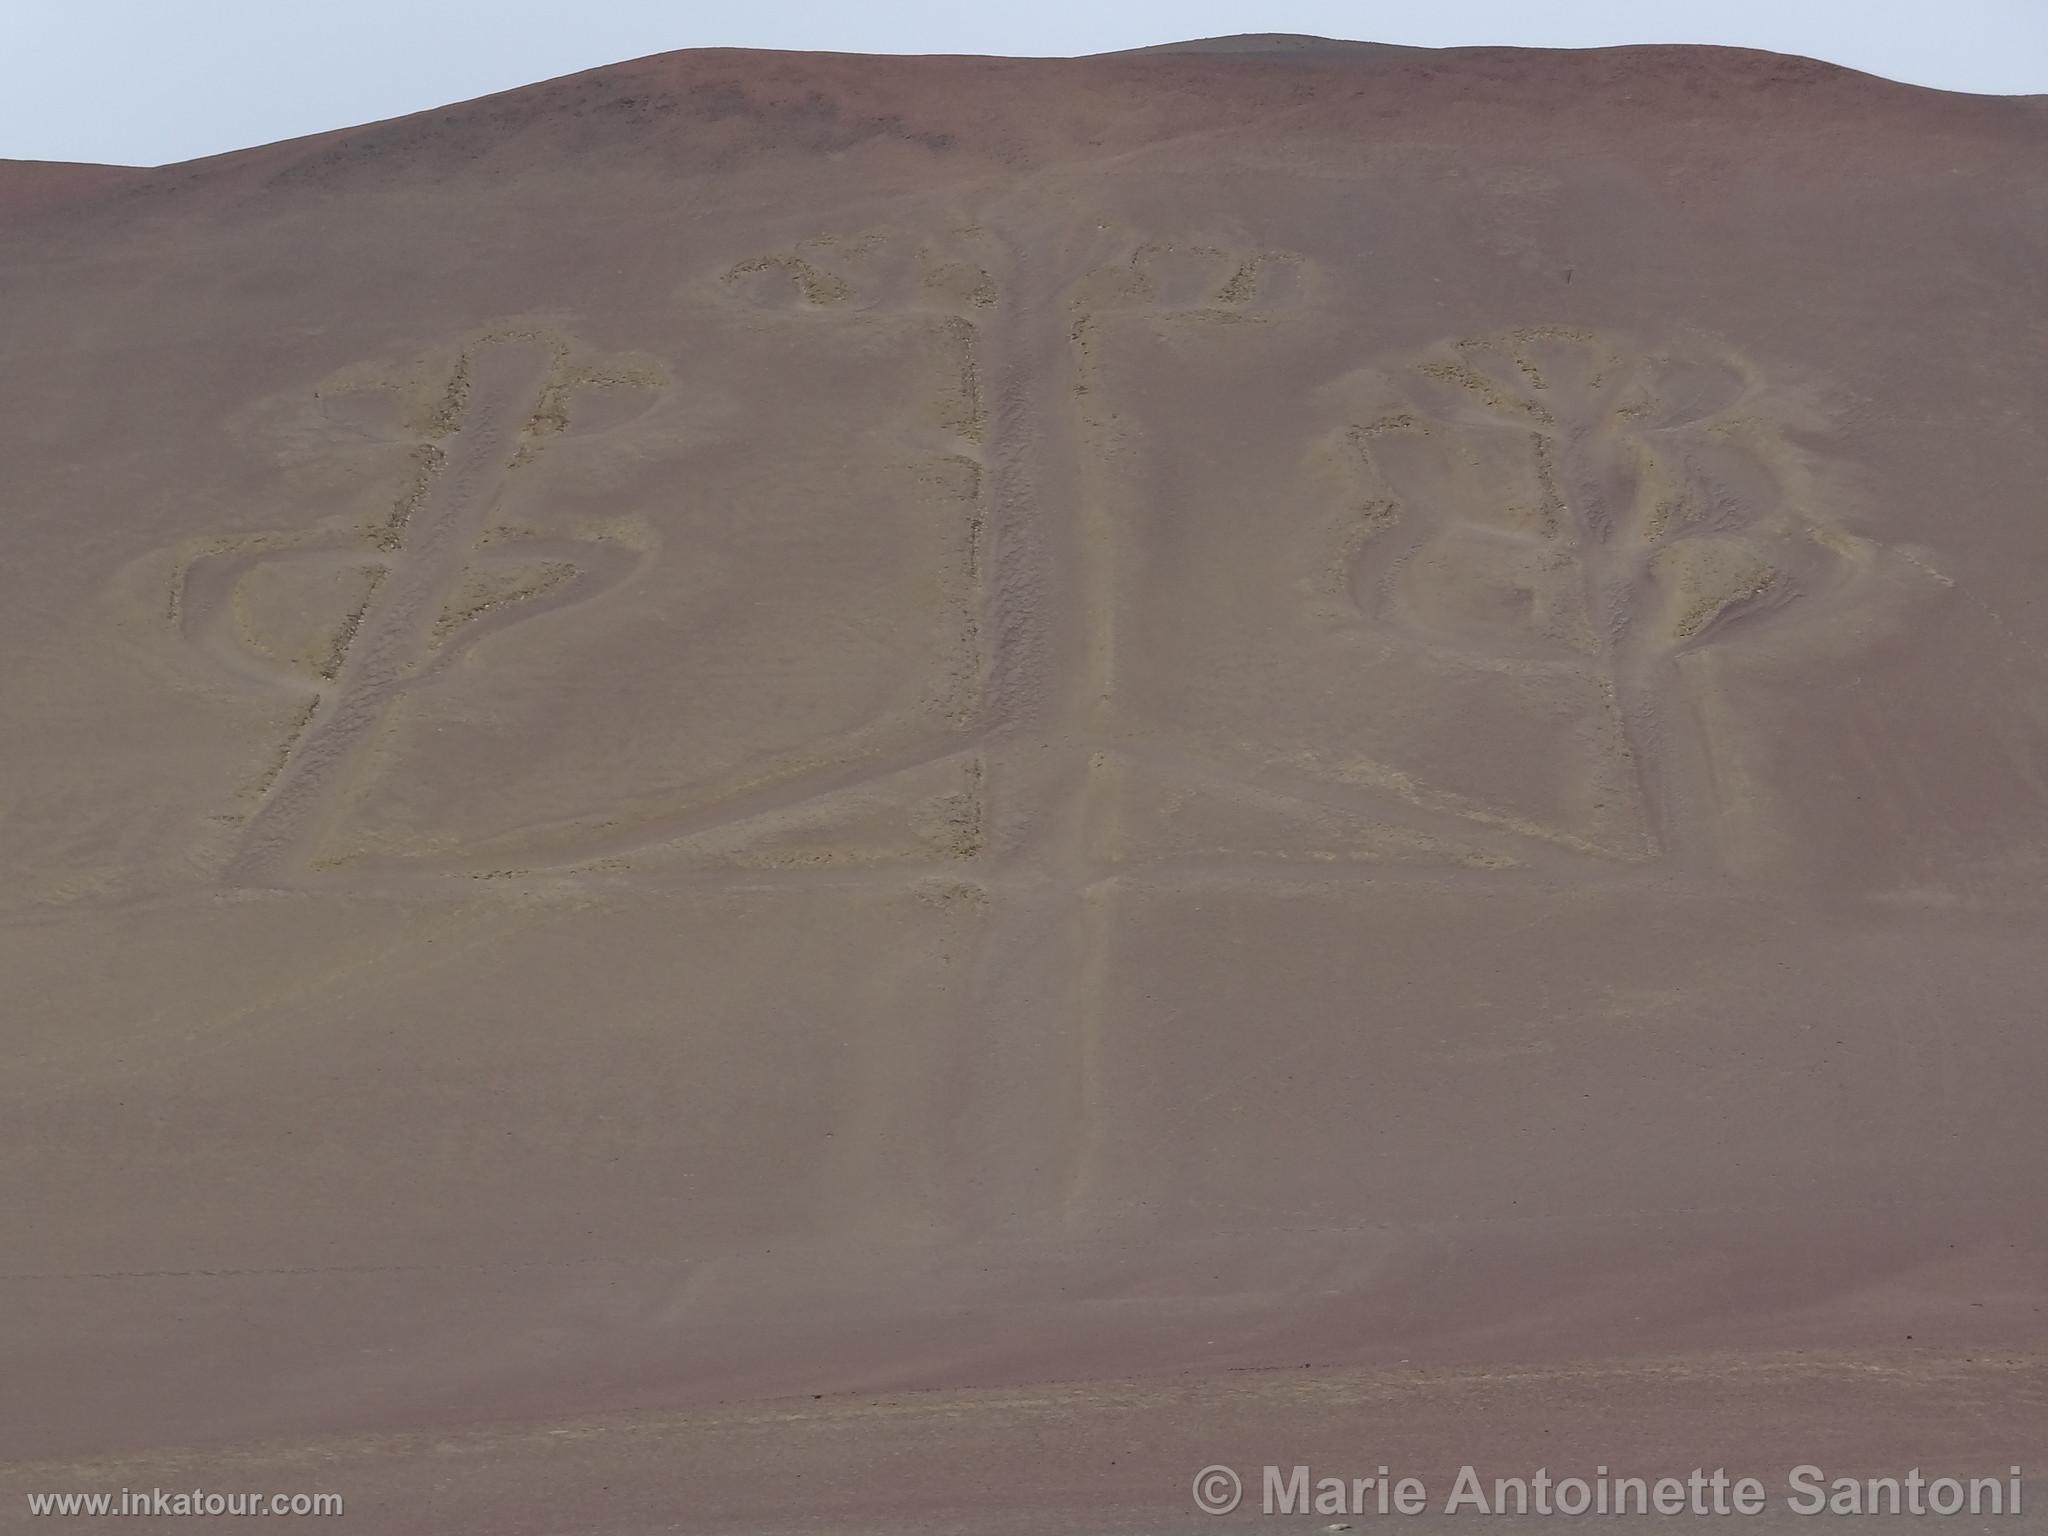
[1329,326,1878,863]
[169,333,663,883]
[716,227,1000,731]
[720,227,1003,322]
[1070,238,1306,318]
[1069,238,1306,425]
[499,227,1010,881]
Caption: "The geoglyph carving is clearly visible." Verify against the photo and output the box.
[1327,325,1897,863]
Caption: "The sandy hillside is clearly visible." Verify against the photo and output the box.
[1,35,2046,1532]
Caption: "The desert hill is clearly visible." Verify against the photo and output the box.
[2,38,2045,1532]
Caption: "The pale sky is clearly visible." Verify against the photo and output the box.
[7,0,2046,167]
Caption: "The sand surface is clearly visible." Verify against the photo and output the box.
[2,36,2045,1532]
